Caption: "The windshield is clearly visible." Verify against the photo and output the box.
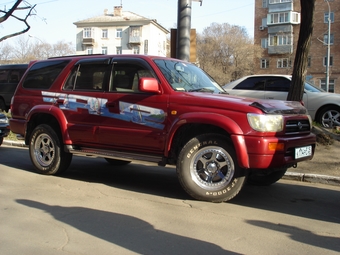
[154,59,224,93]
[304,80,325,92]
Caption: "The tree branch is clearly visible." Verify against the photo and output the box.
[0,3,37,43]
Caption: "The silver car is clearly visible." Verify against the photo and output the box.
[223,74,340,128]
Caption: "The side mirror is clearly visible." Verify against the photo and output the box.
[139,77,161,94]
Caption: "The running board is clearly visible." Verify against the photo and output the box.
[65,145,164,165]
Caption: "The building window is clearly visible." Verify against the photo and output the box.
[86,47,93,55]
[321,79,334,93]
[307,56,311,68]
[261,38,268,48]
[269,34,292,46]
[83,28,94,38]
[261,59,269,68]
[116,47,122,54]
[324,12,334,23]
[262,0,268,8]
[323,34,334,45]
[323,56,333,66]
[102,47,107,54]
[269,0,291,3]
[269,12,289,24]
[268,12,300,25]
[102,29,108,38]
[277,58,291,68]
[116,28,122,38]
[132,46,140,54]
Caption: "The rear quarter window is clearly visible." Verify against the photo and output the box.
[23,60,70,89]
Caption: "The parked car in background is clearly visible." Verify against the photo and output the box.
[223,74,340,128]
[0,64,28,111]
[0,113,10,146]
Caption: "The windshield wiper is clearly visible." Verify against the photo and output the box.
[188,88,215,93]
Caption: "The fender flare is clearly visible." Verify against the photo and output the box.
[26,105,71,144]
[166,112,250,168]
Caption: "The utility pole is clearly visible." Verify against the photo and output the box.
[176,0,202,61]
[325,0,331,92]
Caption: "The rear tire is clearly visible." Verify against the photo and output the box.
[29,124,72,175]
[0,137,3,146]
[177,134,246,202]
[247,168,287,186]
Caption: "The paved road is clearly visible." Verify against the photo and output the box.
[1,145,340,255]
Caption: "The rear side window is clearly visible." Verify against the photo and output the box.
[23,60,70,89]
[0,68,26,84]
[64,64,111,91]
[234,77,266,90]
[265,77,290,92]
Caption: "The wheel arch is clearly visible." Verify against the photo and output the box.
[315,104,340,122]
[25,106,70,145]
[166,113,246,165]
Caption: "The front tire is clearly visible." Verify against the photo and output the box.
[29,124,72,175]
[177,134,246,202]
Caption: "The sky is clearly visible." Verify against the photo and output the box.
[0,0,254,45]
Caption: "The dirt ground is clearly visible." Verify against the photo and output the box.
[289,127,340,177]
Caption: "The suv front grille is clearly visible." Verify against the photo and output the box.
[285,119,310,134]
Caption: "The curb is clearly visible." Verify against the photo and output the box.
[3,139,339,187]
[283,172,340,187]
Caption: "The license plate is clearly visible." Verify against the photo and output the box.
[295,145,312,159]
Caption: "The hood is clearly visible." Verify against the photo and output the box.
[172,92,308,115]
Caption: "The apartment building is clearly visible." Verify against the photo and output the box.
[254,0,340,93]
[74,6,169,56]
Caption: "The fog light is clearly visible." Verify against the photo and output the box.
[268,142,284,151]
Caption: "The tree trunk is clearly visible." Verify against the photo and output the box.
[287,0,316,101]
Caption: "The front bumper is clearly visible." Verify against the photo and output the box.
[232,133,316,169]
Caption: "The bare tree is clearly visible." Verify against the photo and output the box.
[0,35,75,64]
[197,23,261,85]
[287,0,316,101]
[0,0,37,42]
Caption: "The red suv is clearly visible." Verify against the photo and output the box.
[10,55,316,202]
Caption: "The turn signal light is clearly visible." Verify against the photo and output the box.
[268,142,284,151]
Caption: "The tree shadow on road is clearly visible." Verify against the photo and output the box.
[246,220,340,253]
[16,199,240,255]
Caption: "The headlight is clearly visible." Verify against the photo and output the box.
[247,113,283,132]
[0,116,9,124]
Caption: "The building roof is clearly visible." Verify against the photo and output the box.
[74,8,169,33]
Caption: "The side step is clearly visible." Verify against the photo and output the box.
[65,145,165,165]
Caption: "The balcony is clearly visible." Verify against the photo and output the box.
[82,38,95,45]
[268,45,293,55]
[129,36,142,44]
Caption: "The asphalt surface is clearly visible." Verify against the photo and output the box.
[2,139,340,187]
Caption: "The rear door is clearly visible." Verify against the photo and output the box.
[61,58,112,146]
[264,77,290,100]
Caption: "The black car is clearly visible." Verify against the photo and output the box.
[0,113,10,146]
[0,64,28,111]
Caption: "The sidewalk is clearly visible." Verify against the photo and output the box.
[3,138,339,187]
